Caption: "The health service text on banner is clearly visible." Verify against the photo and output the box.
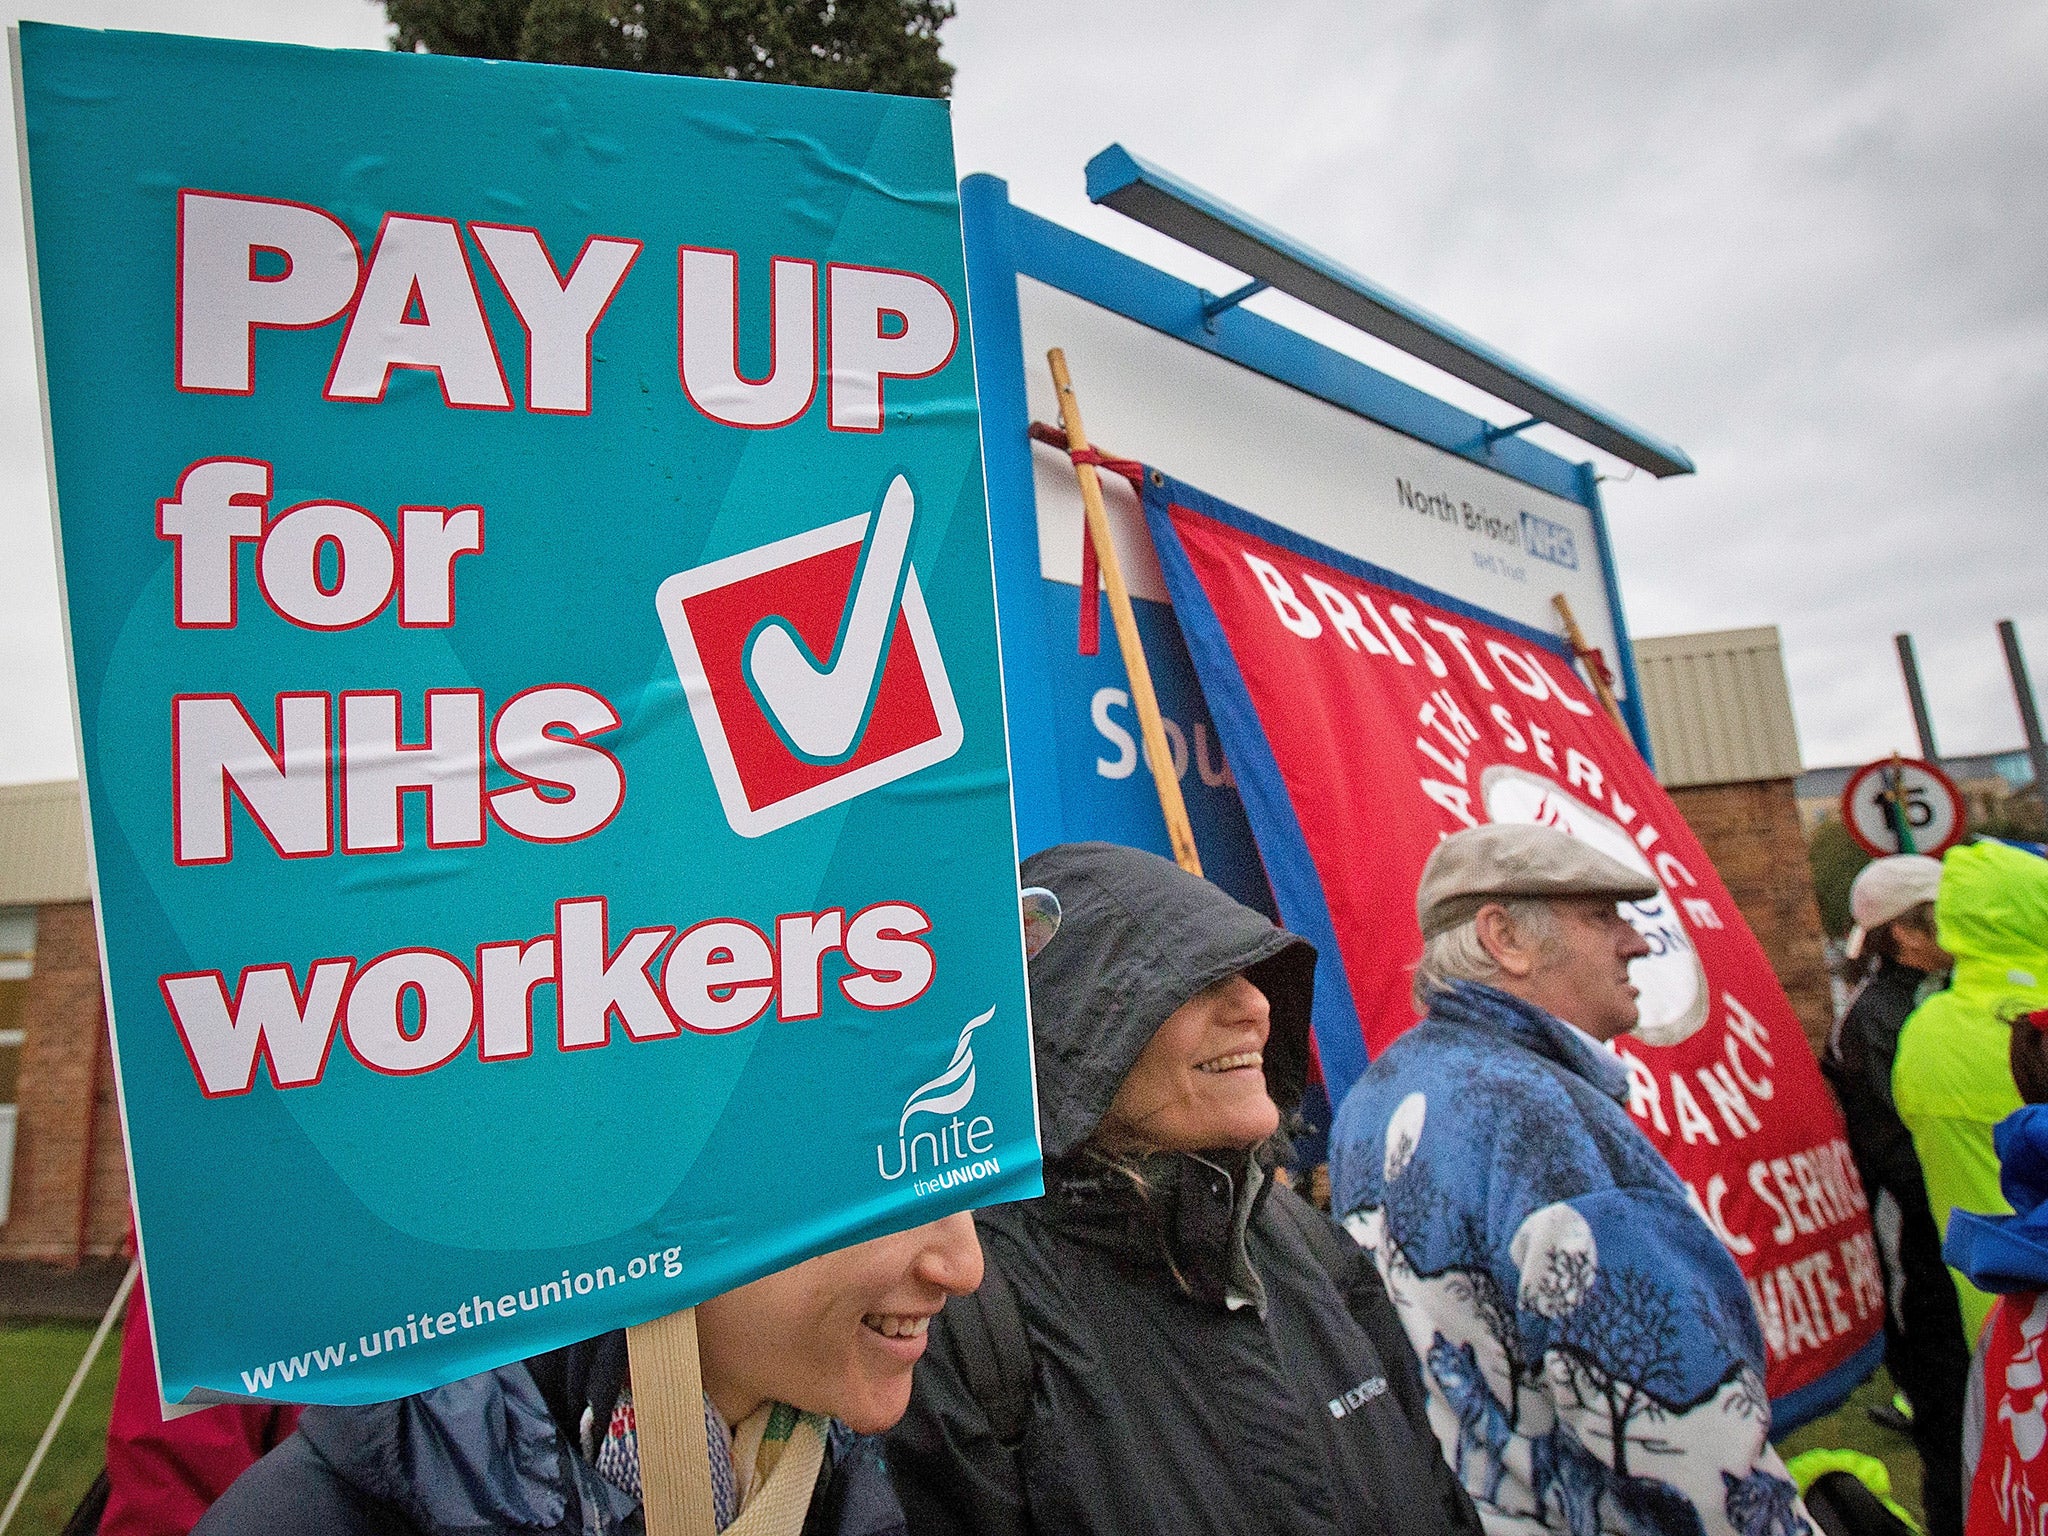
[16,23,1037,1406]
[1140,474,1877,1411]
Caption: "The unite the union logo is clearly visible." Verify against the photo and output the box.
[876,1005,1005,1195]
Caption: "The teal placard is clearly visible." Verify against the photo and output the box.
[16,23,1038,1406]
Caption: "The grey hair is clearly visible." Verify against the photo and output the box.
[1412,898,1561,1012]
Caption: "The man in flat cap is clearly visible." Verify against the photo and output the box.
[1330,822,1812,1536]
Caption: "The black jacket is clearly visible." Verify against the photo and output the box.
[884,842,1482,1536]
[1824,957,1931,1191]
[1822,958,1972,1536]
[193,1332,906,1536]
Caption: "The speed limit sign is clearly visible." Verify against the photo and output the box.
[1841,756,1966,857]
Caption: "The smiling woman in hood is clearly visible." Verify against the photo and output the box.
[885,842,1482,1536]
[1018,839,1314,1161]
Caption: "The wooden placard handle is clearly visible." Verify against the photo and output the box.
[1047,348,1202,876]
[627,1308,718,1536]
[1551,592,1628,734]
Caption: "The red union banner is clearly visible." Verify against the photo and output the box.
[1141,476,1879,1411]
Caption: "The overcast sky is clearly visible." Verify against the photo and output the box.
[1,0,2042,785]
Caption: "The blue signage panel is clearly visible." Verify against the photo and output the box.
[18,24,1036,1405]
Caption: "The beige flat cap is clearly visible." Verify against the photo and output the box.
[1417,822,1660,939]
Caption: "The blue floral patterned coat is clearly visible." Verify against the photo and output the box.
[1331,981,1810,1536]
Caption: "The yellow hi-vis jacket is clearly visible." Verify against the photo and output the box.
[1894,838,2047,1341]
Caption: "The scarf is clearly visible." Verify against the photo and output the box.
[595,1387,828,1535]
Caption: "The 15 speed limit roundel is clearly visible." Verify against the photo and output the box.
[1840,757,1965,858]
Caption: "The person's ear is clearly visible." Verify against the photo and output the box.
[2013,1013,2048,1106]
[1474,903,1539,979]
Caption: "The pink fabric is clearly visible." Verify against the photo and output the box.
[101,1282,301,1536]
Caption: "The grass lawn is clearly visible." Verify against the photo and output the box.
[1776,1364,1926,1530]
[1,1320,119,1536]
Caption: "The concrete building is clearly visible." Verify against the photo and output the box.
[0,779,128,1264]
[1633,626,1835,1053]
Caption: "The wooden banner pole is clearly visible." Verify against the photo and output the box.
[1047,348,1202,876]
[1551,593,1628,735]
[1885,751,1918,855]
[627,1308,718,1536]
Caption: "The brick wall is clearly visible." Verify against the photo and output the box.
[1667,778,1835,1056]
[0,900,130,1263]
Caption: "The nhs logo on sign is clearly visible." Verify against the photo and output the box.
[1519,510,1579,570]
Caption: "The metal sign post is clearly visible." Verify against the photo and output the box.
[2000,620,2048,816]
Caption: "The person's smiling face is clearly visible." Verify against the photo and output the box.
[1101,973,1280,1153]
[695,1212,983,1434]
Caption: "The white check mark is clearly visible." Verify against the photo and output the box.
[746,474,916,760]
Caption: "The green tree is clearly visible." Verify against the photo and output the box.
[1807,816,1871,938]
[379,0,956,97]
[1977,791,2047,842]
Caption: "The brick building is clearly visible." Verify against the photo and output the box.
[0,779,129,1265]
[1633,626,1836,1055]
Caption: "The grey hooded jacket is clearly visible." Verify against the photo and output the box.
[884,842,1482,1536]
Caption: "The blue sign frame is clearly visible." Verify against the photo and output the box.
[958,171,1657,871]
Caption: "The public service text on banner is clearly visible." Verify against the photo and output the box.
[15,23,1038,1406]
[1140,474,1879,1411]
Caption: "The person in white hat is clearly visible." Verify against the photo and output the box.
[1330,821,1811,1536]
[1822,854,1966,1536]
[1843,853,1949,970]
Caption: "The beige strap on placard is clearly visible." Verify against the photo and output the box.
[627,1308,719,1536]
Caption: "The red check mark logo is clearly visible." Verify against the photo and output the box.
[746,475,915,761]
[655,475,964,837]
